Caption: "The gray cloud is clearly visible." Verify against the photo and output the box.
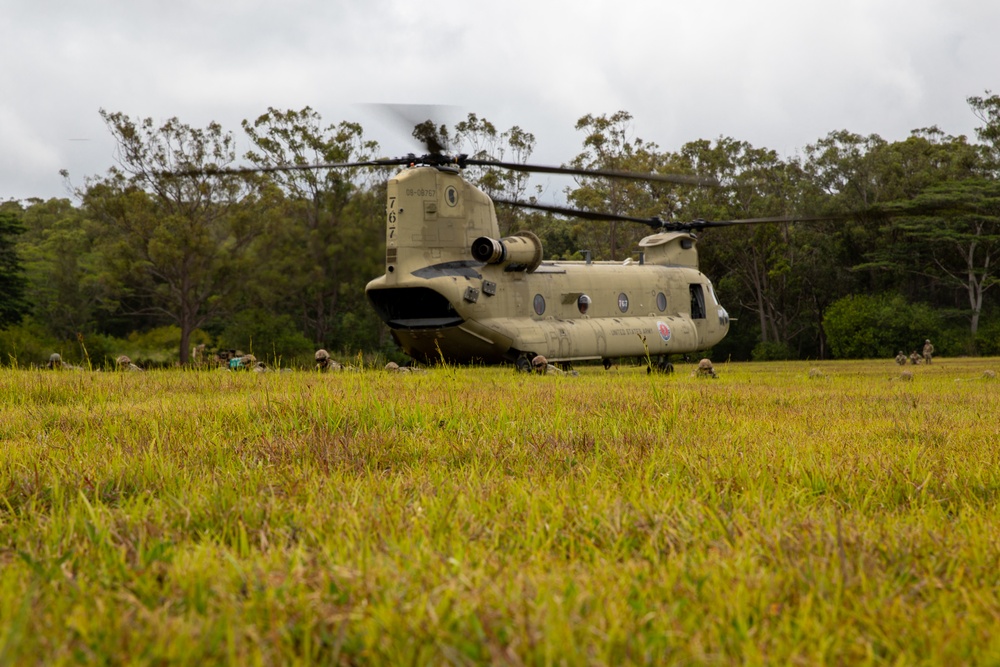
[3,0,998,201]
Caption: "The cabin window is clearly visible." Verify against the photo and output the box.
[656,292,667,312]
[618,293,629,313]
[533,294,546,316]
[690,284,706,319]
[577,294,591,314]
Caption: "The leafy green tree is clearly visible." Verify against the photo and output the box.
[823,293,942,359]
[216,308,313,364]
[451,114,537,236]
[968,90,1000,170]
[0,206,29,328]
[81,110,273,363]
[567,111,673,260]
[680,137,822,349]
[879,178,1000,339]
[802,130,897,209]
[800,131,897,300]
[241,107,384,349]
[802,129,984,351]
[15,198,110,338]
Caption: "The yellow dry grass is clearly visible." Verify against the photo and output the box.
[0,357,998,664]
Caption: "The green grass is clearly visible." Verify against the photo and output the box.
[1,358,999,665]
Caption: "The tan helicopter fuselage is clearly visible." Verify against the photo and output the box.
[365,165,730,365]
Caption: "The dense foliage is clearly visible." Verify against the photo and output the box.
[3,94,1000,364]
[0,210,29,328]
[822,293,944,360]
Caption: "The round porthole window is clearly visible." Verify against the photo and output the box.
[656,292,667,312]
[617,292,629,313]
[577,294,591,314]
[533,294,546,316]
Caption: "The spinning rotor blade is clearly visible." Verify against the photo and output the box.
[160,154,451,178]
[466,158,719,187]
[493,198,666,229]
[678,214,844,231]
[494,198,842,231]
[360,103,458,156]
[163,151,719,188]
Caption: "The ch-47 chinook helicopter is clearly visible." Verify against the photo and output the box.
[364,152,729,372]
[185,139,822,372]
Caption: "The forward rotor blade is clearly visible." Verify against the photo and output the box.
[466,158,719,187]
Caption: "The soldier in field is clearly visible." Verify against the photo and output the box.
[46,353,67,369]
[922,339,934,364]
[315,349,341,372]
[116,355,144,371]
[531,355,566,375]
[46,353,81,370]
[693,358,718,378]
[191,343,207,366]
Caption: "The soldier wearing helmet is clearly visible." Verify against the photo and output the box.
[531,355,548,374]
[385,361,425,373]
[693,358,718,378]
[530,355,567,375]
[315,349,341,372]
[46,353,81,370]
[116,355,144,371]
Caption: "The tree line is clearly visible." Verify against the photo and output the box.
[2,94,999,367]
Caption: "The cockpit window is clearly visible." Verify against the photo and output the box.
[706,283,719,305]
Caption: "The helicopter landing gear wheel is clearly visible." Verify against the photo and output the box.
[603,358,614,370]
[647,357,674,374]
[515,355,532,373]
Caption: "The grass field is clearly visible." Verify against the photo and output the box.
[1,357,999,665]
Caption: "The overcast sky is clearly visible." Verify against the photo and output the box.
[3,0,998,202]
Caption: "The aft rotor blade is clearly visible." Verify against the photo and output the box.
[677,214,844,230]
[465,158,719,187]
[493,198,665,229]
[495,198,843,231]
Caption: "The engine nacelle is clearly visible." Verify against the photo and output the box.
[471,231,543,272]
